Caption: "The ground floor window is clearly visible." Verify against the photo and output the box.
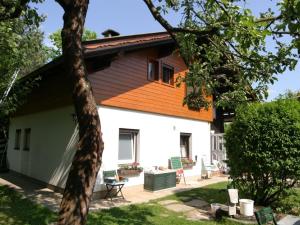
[23,128,31,151]
[118,129,139,164]
[180,133,192,159]
[14,129,21,150]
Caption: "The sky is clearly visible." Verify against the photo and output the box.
[34,0,300,101]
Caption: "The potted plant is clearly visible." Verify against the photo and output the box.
[181,158,196,169]
[118,162,143,177]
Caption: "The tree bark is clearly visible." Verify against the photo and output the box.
[55,1,104,225]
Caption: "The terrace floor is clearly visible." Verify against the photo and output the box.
[0,171,228,212]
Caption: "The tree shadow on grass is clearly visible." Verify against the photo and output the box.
[170,182,229,204]
[88,204,157,225]
[0,185,56,225]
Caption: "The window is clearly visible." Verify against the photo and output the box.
[118,129,139,163]
[180,133,192,158]
[23,128,31,151]
[147,60,159,81]
[14,129,21,150]
[162,64,174,85]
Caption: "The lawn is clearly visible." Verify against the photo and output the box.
[0,182,245,225]
[3,181,299,225]
[0,185,56,225]
[87,204,242,225]
[157,181,229,204]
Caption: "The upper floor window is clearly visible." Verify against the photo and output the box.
[23,128,31,151]
[147,59,159,81]
[14,129,21,150]
[162,64,174,85]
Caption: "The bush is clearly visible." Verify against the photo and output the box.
[225,99,300,206]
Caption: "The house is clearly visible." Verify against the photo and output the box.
[6,31,213,196]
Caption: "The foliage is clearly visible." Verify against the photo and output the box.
[0,5,47,133]
[0,0,44,25]
[144,0,300,110]
[48,28,97,59]
[225,99,300,205]
[118,162,143,171]
[276,90,300,101]
[275,188,300,216]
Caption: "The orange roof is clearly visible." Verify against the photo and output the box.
[84,32,171,52]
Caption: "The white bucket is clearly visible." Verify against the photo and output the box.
[239,199,254,216]
[211,203,221,216]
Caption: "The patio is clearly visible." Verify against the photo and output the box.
[0,171,228,212]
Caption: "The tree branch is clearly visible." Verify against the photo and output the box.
[54,0,70,11]
[271,31,300,36]
[143,0,215,37]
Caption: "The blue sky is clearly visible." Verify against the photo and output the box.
[34,0,300,101]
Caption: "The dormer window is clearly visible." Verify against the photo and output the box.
[162,64,174,85]
[147,59,159,81]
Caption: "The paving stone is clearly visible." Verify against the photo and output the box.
[185,210,212,221]
[158,199,179,206]
[227,217,257,224]
[185,199,209,208]
[165,203,195,212]
[178,196,192,202]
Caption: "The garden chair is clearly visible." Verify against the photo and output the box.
[103,170,126,201]
[170,156,186,184]
[201,158,212,179]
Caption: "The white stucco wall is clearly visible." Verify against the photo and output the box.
[7,106,78,188]
[7,105,211,191]
[94,105,211,191]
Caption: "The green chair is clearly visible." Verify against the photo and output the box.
[170,157,186,184]
[103,170,125,201]
[254,207,278,225]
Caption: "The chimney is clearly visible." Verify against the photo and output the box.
[102,29,120,38]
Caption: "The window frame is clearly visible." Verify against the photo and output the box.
[23,128,31,151]
[118,129,139,164]
[147,59,159,81]
[162,63,174,86]
[14,129,21,150]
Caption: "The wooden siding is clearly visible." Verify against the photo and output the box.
[89,49,212,122]
[14,67,73,116]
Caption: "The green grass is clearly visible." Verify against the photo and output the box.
[0,182,243,225]
[88,204,242,225]
[275,188,300,216]
[0,185,56,225]
[2,180,299,225]
[158,181,229,204]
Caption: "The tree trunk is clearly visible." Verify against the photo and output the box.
[56,1,104,225]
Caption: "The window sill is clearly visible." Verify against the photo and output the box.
[161,82,175,88]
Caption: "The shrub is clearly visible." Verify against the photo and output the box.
[225,99,300,205]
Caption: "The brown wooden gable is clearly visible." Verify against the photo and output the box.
[15,32,212,122]
[89,48,212,122]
